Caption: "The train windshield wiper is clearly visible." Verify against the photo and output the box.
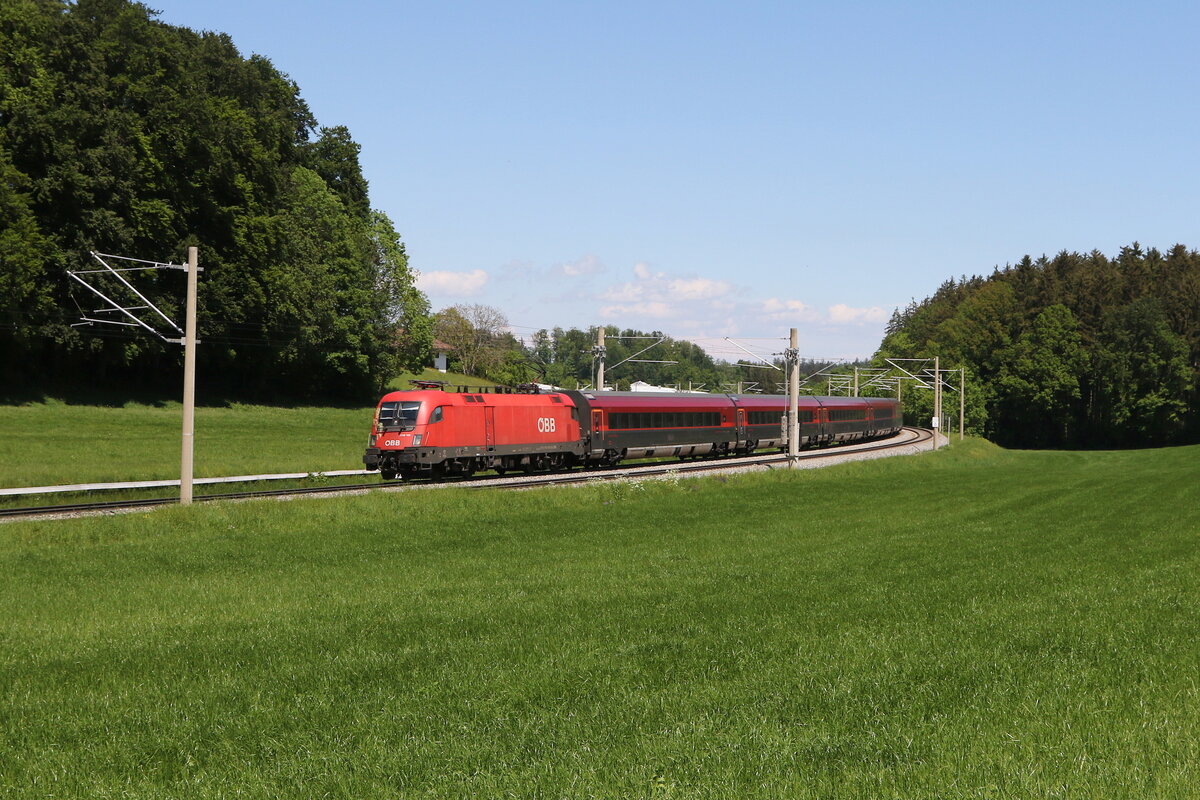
[379,401,422,432]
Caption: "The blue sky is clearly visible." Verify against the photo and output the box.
[149,1,1199,361]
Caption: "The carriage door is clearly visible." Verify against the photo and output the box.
[484,406,496,451]
[736,408,746,444]
[592,411,604,450]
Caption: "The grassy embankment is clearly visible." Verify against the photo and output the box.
[1,440,1197,797]
[0,368,492,490]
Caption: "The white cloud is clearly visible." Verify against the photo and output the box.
[759,298,887,326]
[416,269,489,297]
[600,265,734,307]
[763,297,808,315]
[599,301,675,319]
[559,255,605,277]
[761,297,821,323]
[668,277,732,300]
[591,263,763,337]
[828,303,889,324]
[599,281,644,303]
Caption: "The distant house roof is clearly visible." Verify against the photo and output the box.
[432,339,452,352]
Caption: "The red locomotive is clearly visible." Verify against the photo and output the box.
[363,386,902,480]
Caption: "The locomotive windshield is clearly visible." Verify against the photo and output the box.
[378,400,422,431]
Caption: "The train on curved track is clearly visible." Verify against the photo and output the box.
[363,385,902,481]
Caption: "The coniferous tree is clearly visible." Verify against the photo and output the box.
[877,244,1200,448]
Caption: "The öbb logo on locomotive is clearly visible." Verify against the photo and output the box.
[362,387,902,482]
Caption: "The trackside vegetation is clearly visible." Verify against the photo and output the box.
[2,441,1197,797]
[0,381,484,492]
[0,401,369,488]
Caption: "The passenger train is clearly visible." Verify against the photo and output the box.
[363,386,902,481]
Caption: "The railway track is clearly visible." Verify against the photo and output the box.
[2,428,932,522]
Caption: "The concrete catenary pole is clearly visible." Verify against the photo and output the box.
[595,326,606,391]
[788,328,800,469]
[960,366,965,442]
[180,246,198,504]
[933,355,941,449]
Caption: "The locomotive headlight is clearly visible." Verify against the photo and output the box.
[413,434,423,446]
[369,435,377,447]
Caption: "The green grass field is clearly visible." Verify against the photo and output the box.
[2,441,1198,797]
[0,400,371,488]
[0,370,495,490]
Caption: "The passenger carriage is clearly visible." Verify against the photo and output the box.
[364,386,903,480]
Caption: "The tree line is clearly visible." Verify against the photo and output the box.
[432,304,836,394]
[0,0,431,403]
[876,244,1199,448]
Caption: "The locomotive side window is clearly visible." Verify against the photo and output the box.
[430,406,444,423]
[378,401,422,431]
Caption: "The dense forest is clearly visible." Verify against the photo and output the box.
[877,245,1200,448]
[0,0,431,402]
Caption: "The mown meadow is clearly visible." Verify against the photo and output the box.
[0,369,490,489]
[1,440,1198,797]
[0,401,369,488]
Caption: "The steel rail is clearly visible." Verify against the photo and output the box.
[1,429,931,521]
